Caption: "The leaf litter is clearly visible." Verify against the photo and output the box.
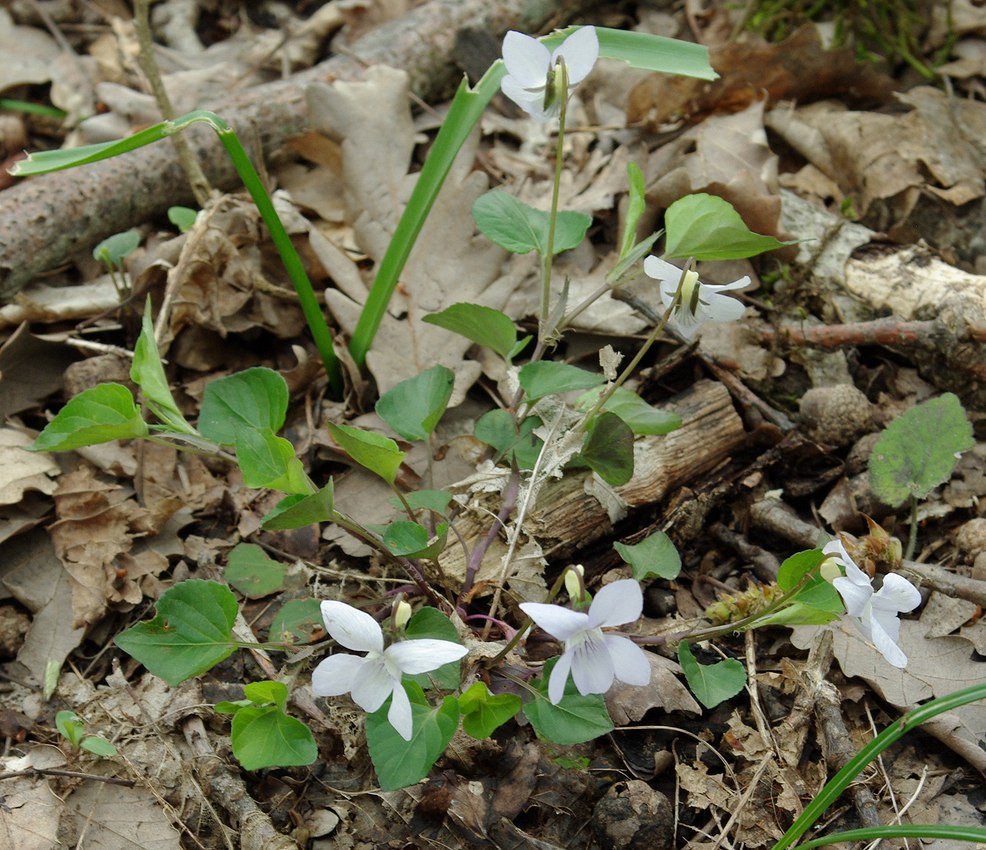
[1,0,986,848]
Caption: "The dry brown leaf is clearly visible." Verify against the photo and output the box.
[0,324,78,419]
[309,66,520,399]
[0,428,59,506]
[767,88,986,217]
[0,8,59,91]
[0,748,65,850]
[163,196,308,352]
[62,781,182,850]
[49,465,171,627]
[647,99,790,242]
[627,25,895,130]
[791,617,986,757]
[606,653,701,724]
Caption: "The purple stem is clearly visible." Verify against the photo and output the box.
[458,465,520,603]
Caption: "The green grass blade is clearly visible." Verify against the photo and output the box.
[348,65,504,367]
[770,682,986,850]
[10,110,342,395]
[796,825,986,850]
[348,28,715,368]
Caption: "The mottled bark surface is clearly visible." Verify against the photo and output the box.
[0,0,600,300]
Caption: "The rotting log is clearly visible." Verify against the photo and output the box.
[0,0,602,301]
[441,381,747,590]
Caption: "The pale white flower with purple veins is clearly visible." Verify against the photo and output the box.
[311,601,468,740]
[643,256,749,340]
[500,26,599,122]
[520,579,651,704]
[824,539,921,669]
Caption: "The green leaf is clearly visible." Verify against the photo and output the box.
[234,426,313,494]
[581,411,635,486]
[168,206,198,233]
[677,641,746,709]
[269,598,323,645]
[131,300,195,434]
[198,367,289,446]
[392,489,453,516]
[777,549,824,591]
[80,736,118,757]
[576,26,717,79]
[577,386,682,436]
[225,543,286,599]
[472,191,591,256]
[519,362,606,401]
[328,422,406,485]
[474,410,543,470]
[868,393,974,508]
[243,680,289,710]
[93,229,140,267]
[262,481,335,530]
[31,383,148,451]
[230,705,318,770]
[381,521,448,559]
[614,531,681,581]
[376,365,454,442]
[405,608,463,690]
[114,580,238,686]
[619,162,647,259]
[365,682,459,790]
[663,194,797,260]
[422,304,518,359]
[523,659,613,745]
[55,710,85,747]
[459,682,521,739]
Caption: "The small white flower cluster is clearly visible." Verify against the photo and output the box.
[824,539,921,668]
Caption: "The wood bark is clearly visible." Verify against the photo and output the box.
[0,0,601,301]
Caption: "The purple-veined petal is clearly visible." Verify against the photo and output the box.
[644,256,685,285]
[502,31,550,87]
[520,602,589,642]
[553,26,598,86]
[548,649,574,704]
[569,629,615,696]
[833,575,872,618]
[310,652,364,697]
[604,635,652,686]
[350,655,397,713]
[320,601,384,653]
[388,682,415,741]
[386,639,468,675]
[587,579,642,628]
[874,573,922,614]
[867,614,908,668]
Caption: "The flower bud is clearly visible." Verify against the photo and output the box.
[393,598,412,631]
[564,564,586,603]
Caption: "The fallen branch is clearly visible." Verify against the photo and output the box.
[0,0,600,301]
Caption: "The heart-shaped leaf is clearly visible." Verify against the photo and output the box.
[198,368,289,445]
[32,383,148,451]
[328,423,405,485]
[422,304,518,359]
[376,365,455,442]
[614,531,681,580]
[677,641,746,709]
[664,194,796,260]
[115,580,238,685]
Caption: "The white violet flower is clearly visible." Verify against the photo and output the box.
[520,579,651,704]
[311,601,468,740]
[824,539,921,669]
[643,256,749,340]
[500,26,599,122]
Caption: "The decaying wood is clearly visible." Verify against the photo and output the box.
[0,0,602,301]
[181,716,296,850]
[441,381,746,591]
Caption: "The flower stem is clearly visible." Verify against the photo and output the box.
[538,62,569,343]
[905,494,919,560]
